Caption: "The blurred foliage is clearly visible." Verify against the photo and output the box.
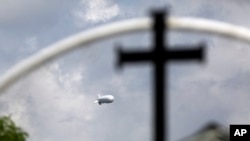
[0,115,29,141]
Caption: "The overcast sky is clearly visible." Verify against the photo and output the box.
[0,0,250,141]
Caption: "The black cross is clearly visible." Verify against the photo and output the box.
[117,10,205,141]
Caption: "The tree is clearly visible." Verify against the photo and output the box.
[0,115,29,141]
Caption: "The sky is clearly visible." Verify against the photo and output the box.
[0,0,250,141]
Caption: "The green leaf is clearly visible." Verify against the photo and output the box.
[0,115,29,141]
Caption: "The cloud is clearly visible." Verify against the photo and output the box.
[0,57,152,141]
[23,36,38,52]
[72,0,120,27]
[0,63,95,141]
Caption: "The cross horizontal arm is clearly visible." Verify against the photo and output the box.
[117,49,153,67]
[166,46,204,61]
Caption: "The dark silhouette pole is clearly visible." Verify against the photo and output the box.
[117,9,205,141]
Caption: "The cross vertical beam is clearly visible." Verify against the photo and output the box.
[117,9,205,141]
[153,12,166,141]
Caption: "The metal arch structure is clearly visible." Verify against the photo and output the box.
[1,17,250,93]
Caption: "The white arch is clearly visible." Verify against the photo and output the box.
[1,17,250,93]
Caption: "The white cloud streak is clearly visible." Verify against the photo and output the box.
[24,37,38,52]
[72,0,120,27]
